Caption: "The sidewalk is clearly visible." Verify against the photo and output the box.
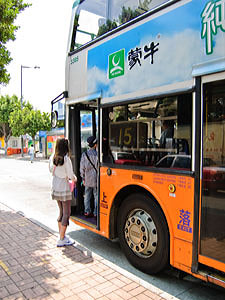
[0,202,177,300]
[0,153,48,163]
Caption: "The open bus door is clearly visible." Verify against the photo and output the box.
[197,73,225,286]
[68,100,99,227]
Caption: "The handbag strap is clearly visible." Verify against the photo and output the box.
[85,152,97,173]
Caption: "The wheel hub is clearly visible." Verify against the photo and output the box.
[124,209,157,258]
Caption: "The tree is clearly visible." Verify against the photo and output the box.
[0,0,30,85]
[8,100,32,137]
[0,95,21,153]
[97,19,118,37]
[24,109,51,155]
[10,104,51,156]
[118,1,152,25]
[119,6,141,25]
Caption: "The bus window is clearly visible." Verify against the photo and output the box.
[103,93,192,169]
[70,0,170,52]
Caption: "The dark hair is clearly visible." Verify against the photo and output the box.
[53,138,70,166]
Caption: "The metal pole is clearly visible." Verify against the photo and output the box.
[20,65,24,157]
[20,65,40,157]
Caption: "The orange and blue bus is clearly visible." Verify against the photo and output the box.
[54,0,225,288]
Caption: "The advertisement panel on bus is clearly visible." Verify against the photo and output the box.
[69,0,225,102]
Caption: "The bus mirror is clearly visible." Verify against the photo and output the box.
[51,111,58,128]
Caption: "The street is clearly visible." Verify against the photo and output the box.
[0,156,224,300]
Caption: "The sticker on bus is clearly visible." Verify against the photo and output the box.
[177,209,192,233]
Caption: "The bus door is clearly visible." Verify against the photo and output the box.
[69,101,98,226]
[199,74,225,273]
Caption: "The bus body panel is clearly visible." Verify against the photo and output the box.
[100,167,195,268]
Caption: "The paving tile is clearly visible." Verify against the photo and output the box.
[86,287,104,298]
[0,279,14,289]
[104,271,118,280]
[0,202,175,300]
[117,275,133,285]
[78,291,95,300]
[60,287,74,298]
[92,274,107,284]
[5,282,20,294]
[123,282,139,292]
[2,292,24,300]
[0,287,9,298]
[83,277,100,287]
[110,277,127,288]
[114,289,133,299]
[129,286,146,296]
[144,290,163,300]
[95,281,113,291]
[22,288,37,299]
[135,294,153,300]
[107,292,127,300]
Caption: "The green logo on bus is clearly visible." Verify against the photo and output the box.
[108,49,125,79]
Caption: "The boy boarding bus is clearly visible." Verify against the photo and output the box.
[53,0,225,288]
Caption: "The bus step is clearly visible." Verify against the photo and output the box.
[206,273,225,289]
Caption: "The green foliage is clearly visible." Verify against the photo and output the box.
[9,101,32,137]
[10,104,51,139]
[0,95,21,124]
[0,94,51,153]
[119,6,141,25]
[97,19,118,37]
[0,0,31,85]
[0,95,21,149]
[97,0,152,38]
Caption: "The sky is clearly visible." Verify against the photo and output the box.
[0,0,74,113]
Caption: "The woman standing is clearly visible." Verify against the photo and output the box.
[49,138,77,247]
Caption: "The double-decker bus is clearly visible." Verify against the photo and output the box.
[55,0,225,288]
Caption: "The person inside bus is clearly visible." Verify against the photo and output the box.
[80,136,98,218]
[49,138,77,247]
[159,119,174,148]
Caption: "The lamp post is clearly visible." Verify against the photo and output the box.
[20,65,40,156]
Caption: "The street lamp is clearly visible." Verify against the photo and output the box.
[20,65,40,156]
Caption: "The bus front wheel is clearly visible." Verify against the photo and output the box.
[117,193,169,274]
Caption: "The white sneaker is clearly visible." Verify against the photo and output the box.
[57,237,74,247]
[57,238,66,247]
[64,236,75,245]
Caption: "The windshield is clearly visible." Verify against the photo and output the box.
[70,0,169,52]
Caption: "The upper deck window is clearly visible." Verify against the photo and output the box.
[70,0,169,52]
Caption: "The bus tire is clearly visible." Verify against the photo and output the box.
[117,193,169,274]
